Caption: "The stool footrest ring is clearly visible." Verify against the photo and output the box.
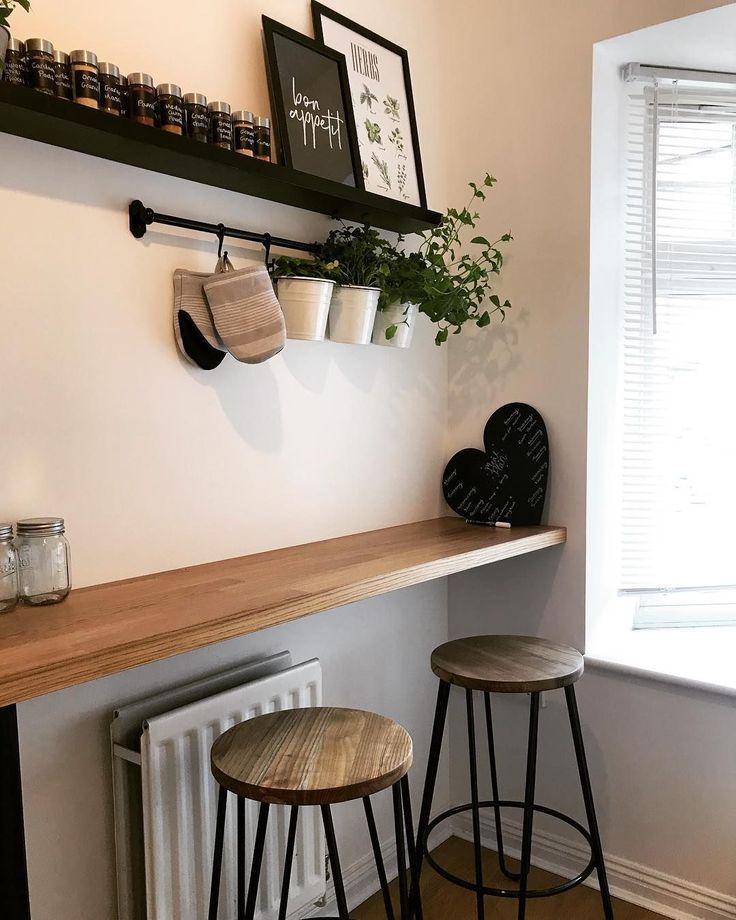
[421,800,596,899]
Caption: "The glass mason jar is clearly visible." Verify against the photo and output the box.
[15,517,71,605]
[0,524,19,614]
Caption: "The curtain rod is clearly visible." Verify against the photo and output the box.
[622,62,736,87]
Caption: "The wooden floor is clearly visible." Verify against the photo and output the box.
[353,837,665,920]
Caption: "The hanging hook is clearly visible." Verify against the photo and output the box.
[216,223,226,260]
[262,232,272,268]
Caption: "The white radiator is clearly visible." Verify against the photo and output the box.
[111,655,325,920]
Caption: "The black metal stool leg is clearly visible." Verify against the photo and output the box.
[565,685,615,920]
[237,795,245,920]
[208,786,228,920]
[400,775,423,920]
[364,796,395,920]
[277,805,299,920]
[416,680,450,881]
[466,689,485,920]
[244,802,270,920]
[322,804,351,920]
[392,782,410,920]
[517,692,540,920]
[484,692,521,881]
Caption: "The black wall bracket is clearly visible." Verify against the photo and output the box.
[128,200,321,261]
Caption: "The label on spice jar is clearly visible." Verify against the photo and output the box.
[129,87,156,123]
[211,115,233,147]
[54,66,72,99]
[101,79,122,114]
[29,57,56,94]
[159,98,184,129]
[73,68,100,102]
[187,107,209,139]
[254,127,271,159]
[234,124,255,153]
[3,53,26,85]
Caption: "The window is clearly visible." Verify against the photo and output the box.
[621,69,736,628]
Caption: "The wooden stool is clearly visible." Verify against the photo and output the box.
[415,635,614,920]
[208,706,421,920]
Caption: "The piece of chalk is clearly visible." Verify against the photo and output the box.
[494,521,512,528]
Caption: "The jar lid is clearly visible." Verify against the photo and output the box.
[128,72,155,88]
[232,110,255,123]
[99,62,120,78]
[26,38,54,55]
[0,523,13,541]
[183,92,207,107]
[208,100,231,115]
[8,38,25,53]
[16,517,65,536]
[70,49,98,66]
[255,115,271,128]
[53,50,70,64]
[157,82,182,97]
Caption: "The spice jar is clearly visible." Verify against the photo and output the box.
[15,517,71,606]
[0,524,19,615]
[254,115,271,162]
[70,50,99,108]
[52,50,72,100]
[184,92,209,142]
[3,37,26,86]
[232,110,255,156]
[127,72,156,125]
[26,38,55,95]
[156,82,184,134]
[99,62,123,115]
[208,100,232,149]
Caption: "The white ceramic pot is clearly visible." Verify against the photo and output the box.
[328,285,381,345]
[276,277,335,341]
[0,26,9,75]
[372,303,419,349]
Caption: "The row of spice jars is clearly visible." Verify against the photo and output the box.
[0,518,72,613]
[3,38,272,159]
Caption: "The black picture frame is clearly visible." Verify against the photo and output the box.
[311,2,427,209]
[262,15,364,189]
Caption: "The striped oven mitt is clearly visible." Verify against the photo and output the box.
[173,256,234,370]
[203,264,286,364]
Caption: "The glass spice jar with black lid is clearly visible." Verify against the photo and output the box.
[99,62,123,115]
[208,100,233,149]
[127,72,156,125]
[3,37,26,86]
[254,115,271,162]
[52,50,72,100]
[184,92,209,142]
[232,110,255,156]
[70,50,100,108]
[156,83,184,134]
[26,38,55,95]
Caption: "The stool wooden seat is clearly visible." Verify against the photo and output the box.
[431,634,584,693]
[211,706,413,806]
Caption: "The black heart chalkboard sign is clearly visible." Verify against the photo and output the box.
[442,403,549,524]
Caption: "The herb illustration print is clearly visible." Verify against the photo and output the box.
[365,119,382,144]
[383,95,400,121]
[371,153,391,190]
[360,83,378,112]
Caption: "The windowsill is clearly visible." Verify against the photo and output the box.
[586,626,736,698]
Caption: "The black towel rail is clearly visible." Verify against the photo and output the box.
[128,200,321,262]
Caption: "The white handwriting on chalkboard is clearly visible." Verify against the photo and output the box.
[290,77,344,151]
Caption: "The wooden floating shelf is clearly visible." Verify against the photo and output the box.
[0,517,566,706]
[0,82,442,234]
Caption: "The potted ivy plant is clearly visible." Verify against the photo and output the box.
[270,254,339,341]
[378,174,513,346]
[320,224,397,345]
[0,0,30,73]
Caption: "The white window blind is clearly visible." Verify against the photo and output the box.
[621,78,736,596]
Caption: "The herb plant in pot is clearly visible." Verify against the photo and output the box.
[320,225,396,345]
[372,248,423,349]
[379,175,513,346]
[270,255,338,342]
[0,0,30,73]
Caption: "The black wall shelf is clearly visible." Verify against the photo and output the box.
[0,83,442,234]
